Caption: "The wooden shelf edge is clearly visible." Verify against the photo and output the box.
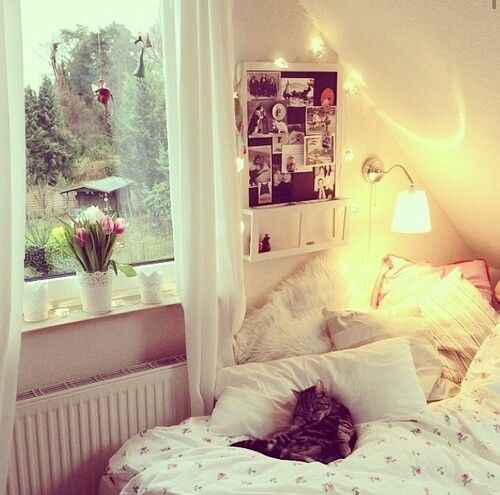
[244,239,347,263]
[243,198,351,217]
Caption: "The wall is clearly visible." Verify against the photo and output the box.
[300,0,500,272]
[18,304,185,391]
[233,0,476,309]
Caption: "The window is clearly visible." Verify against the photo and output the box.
[21,0,173,281]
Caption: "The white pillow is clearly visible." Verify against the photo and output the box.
[376,256,442,310]
[210,338,428,438]
[322,309,444,399]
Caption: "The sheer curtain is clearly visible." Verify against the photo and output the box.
[0,0,25,490]
[160,0,246,416]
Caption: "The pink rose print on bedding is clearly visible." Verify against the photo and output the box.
[461,473,473,486]
[411,465,422,476]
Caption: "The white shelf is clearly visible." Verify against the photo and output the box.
[243,198,351,262]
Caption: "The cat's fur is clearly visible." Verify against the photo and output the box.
[231,380,356,464]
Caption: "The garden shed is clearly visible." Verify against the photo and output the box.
[60,176,135,217]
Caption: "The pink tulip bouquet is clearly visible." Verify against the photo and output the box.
[60,205,136,276]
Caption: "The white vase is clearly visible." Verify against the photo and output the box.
[23,281,49,322]
[138,270,162,304]
[76,271,114,314]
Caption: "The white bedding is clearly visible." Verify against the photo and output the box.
[104,327,500,495]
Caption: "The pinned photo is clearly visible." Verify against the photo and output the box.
[273,164,293,203]
[247,100,275,137]
[287,123,305,145]
[306,106,336,135]
[320,87,335,108]
[282,144,306,173]
[280,77,314,107]
[271,101,289,135]
[248,100,289,137]
[247,71,279,100]
[272,102,287,123]
[272,134,289,153]
[304,134,335,167]
[248,146,272,187]
[314,165,335,200]
[258,181,272,205]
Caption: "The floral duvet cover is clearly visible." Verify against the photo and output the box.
[104,326,500,495]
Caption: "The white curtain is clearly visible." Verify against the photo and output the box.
[0,0,25,490]
[161,0,246,416]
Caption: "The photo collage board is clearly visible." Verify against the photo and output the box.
[245,68,339,207]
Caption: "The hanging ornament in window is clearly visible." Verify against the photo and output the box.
[92,79,113,119]
[132,48,145,78]
[132,32,152,79]
[91,31,113,120]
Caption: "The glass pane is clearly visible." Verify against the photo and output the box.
[21,0,173,280]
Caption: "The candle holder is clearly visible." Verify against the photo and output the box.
[23,282,49,322]
[138,270,163,304]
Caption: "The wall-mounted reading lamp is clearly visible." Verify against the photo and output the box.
[362,157,431,234]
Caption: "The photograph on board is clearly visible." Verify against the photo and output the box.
[280,77,314,107]
[314,165,335,199]
[282,144,307,173]
[247,71,279,100]
[306,106,336,135]
[258,181,272,204]
[248,145,272,186]
[304,134,335,167]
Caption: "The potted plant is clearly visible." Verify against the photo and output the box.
[60,205,136,314]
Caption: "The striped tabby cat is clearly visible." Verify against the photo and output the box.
[231,380,356,464]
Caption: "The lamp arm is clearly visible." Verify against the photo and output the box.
[385,164,415,187]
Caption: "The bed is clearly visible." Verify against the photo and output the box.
[101,255,500,494]
[104,326,500,494]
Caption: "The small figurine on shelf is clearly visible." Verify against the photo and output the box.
[259,234,271,253]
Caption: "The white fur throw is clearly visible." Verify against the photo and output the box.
[234,251,368,363]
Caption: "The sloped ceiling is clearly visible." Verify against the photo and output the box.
[301,0,500,268]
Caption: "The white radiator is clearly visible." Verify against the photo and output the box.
[7,355,190,495]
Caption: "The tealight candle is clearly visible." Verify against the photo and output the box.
[54,307,70,318]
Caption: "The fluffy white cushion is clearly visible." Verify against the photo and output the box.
[234,252,368,364]
[210,338,428,438]
[418,268,498,384]
[322,309,445,399]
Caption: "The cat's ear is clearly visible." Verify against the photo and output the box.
[292,389,301,399]
[315,379,326,393]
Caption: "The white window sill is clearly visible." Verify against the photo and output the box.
[21,287,181,334]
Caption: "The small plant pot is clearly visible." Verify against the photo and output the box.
[138,270,162,304]
[76,270,114,314]
[23,281,49,322]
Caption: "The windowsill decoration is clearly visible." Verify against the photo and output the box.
[59,205,136,314]
[23,281,49,322]
[138,268,163,305]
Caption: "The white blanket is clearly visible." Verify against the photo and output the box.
[105,328,500,495]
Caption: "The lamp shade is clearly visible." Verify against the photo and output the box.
[391,189,431,233]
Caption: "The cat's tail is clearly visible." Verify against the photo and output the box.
[231,438,283,459]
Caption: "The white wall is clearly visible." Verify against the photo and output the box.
[18,304,185,391]
[234,0,476,308]
[17,0,479,392]
[301,0,500,271]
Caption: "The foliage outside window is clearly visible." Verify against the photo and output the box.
[22,2,173,280]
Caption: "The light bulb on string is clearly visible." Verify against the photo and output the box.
[274,57,290,69]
